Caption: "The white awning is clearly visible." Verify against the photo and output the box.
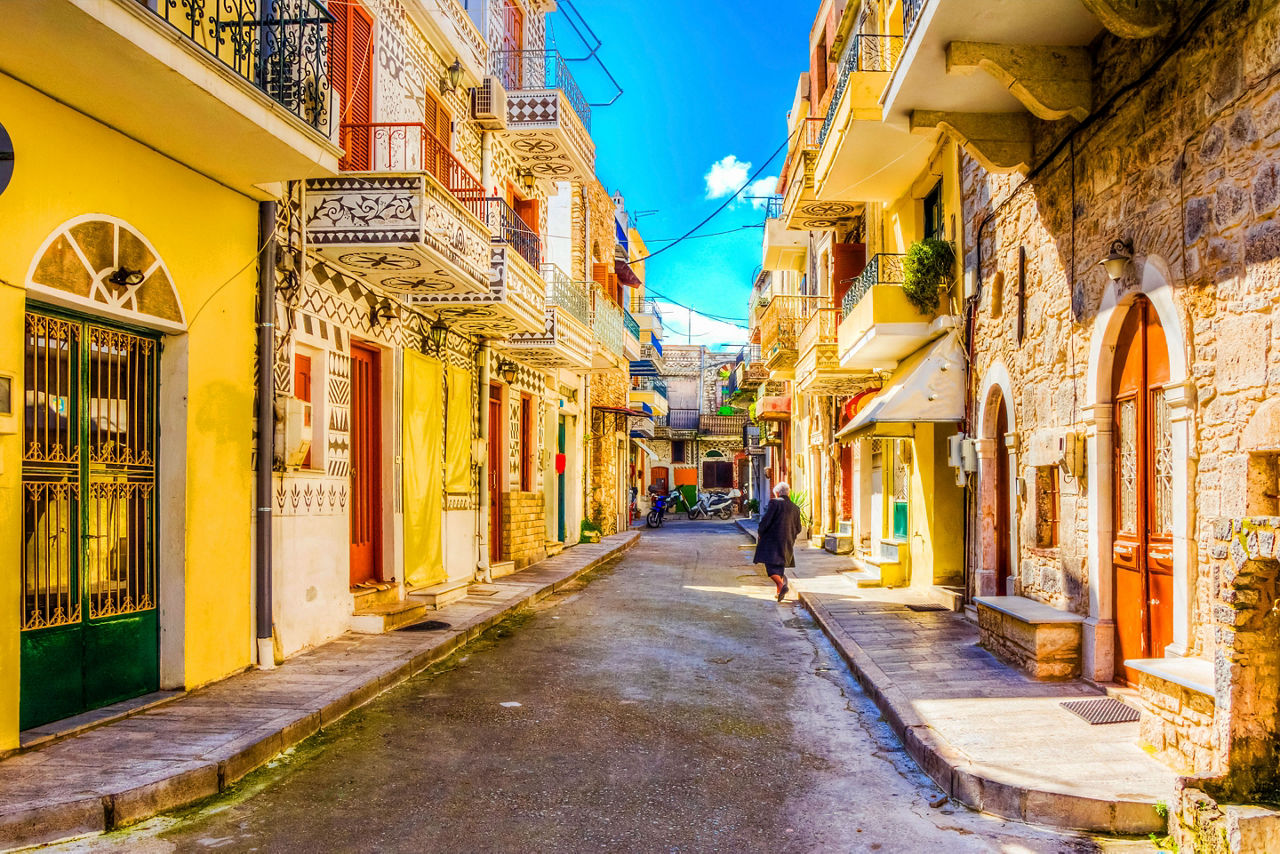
[835,330,966,441]
[631,437,658,461]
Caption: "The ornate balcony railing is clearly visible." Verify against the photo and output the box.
[148,0,333,131]
[623,308,640,340]
[735,343,762,365]
[904,0,927,37]
[700,414,748,435]
[761,295,824,359]
[541,264,591,326]
[338,122,483,218]
[801,308,841,353]
[763,196,784,221]
[490,49,591,130]
[485,198,541,269]
[841,253,907,319]
[591,289,625,356]
[818,34,906,147]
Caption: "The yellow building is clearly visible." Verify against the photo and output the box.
[0,0,339,745]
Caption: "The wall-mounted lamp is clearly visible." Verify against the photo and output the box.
[428,318,450,351]
[499,359,518,384]
[518,168,536,192]
[440,58,463,94]
[107,267,145,288]
[370,298,398,328]
[1098,238,1134,281]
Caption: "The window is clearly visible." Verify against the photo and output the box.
[1036,466,1060,548]
[520,394,533,492]
[423,88,452,178]
[923,181,943,243]
[891,440,910,540]
[703,461,734,489]
[672,440,686,464]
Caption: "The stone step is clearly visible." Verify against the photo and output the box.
[490,560,517,579]
[928,585,965,612]
[351,583,399,611]
[350,599,429,633]
[545,541,565,557]
[408,578,472,610]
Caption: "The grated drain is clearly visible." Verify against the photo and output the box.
[905,603,950,612]
[397,620,452,632]
[1060,697,1141,725]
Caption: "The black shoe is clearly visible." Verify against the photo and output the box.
[776,584,789,602]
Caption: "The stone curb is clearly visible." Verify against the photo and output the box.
[0,532,639,851]
[733,520,1162,836]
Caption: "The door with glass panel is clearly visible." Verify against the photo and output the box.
[20,309,160,729]
[1112,296,1173,684]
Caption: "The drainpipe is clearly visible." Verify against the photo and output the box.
[481,131,493,193]
[477,342,493,583]
[255,200,278,670]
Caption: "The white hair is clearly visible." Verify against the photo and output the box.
[773,482,790,498]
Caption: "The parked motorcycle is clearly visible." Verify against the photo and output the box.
[646,492,671,528]
[688,488,741,521]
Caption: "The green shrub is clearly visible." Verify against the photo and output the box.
[902,238,956,315]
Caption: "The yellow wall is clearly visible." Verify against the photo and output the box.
[907,425,966,588]
[0,72,259,743]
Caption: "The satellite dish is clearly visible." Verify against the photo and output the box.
[0,123,12,197]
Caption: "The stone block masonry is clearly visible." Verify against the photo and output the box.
[1137,672,1216,774]
[502,491,547,570]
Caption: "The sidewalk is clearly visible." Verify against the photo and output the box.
[0,532,638,851]
[737,519,1176,836]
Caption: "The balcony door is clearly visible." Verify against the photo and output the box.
[502,0,524,87]
[1112,296,1174,684]
[423,89,452,180]
[331,0,374,171]
[488,384,504,562]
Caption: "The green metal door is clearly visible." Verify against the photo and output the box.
[20,310,160,731]
[557,417,566,542]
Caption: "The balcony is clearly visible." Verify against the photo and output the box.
[777,117,830,231]
[763,196,807,273]
[404,0,488,86]
[623,309,643,362]
[591,290,626,370]
[501,264,592,369]
[412,198,546,338]
[760,295,823,379]
[699,414,749,437]
[796,308,875,396]
[492,50,596,182]
[837,254,955,370]
[732,345,768,392]
[756,381,792,422]
[629,377,669,417]
[635,302,665,341]
[4,0,341,194]
[305,123,490,295]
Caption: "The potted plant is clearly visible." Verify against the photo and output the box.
[901,238,956,314]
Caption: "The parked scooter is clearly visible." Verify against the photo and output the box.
[646,492,671,528]
[687,488,741,521]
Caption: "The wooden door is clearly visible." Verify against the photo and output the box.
[502,0,524,87]
[488,385,504,562]
[651,466,669,495]
[994,397,1012,595]
[349,343,382,585]
[840,444,854,521]
[1112,297,1173,683]
[423,89,451,181]
[331,0,374,171]
[557,417,567,542]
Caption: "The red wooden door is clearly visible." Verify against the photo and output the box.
[331,0,375,171]
[840,444,853,520]
[994,396,1012,595]
[349,343,382,585]
[488,385,504,562]
[502,0,524,87]
[1112,297,1173,683]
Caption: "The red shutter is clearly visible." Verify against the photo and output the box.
[832,242,867,308]
[332,0,375,171]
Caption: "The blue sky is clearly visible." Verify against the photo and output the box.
[549,1,811,346]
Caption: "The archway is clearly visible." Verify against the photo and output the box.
[976,362,1016,598]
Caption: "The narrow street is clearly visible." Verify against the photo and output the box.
[51,523,1138,853]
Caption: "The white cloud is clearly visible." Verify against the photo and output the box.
[704,155,752,200]
[747,176,780,208]
[650,300,748,348]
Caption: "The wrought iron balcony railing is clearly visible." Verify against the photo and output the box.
[541,264,591,326]
[485,198,541,269]
[763,196,784,221]
[841,253,907,318]
[904,0,927,37]
[623,308,640,340]
[631,377,668,397]
[147,0,333,131]
[760,295,823,358]
[591,289,625,356]
[668,409,700,431]
[338,122,484,218]
[734,343,762,365]
[490,49,591,131]
[818,34,906,148]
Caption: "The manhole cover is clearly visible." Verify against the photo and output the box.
[905,603,950,612]
[1060,697,1141,725]
[398,620,452,632]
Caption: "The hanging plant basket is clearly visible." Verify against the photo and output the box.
[902,238,956,315]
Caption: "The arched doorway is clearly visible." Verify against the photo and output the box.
[1111,295,1173,684]
[993,395,1013,596]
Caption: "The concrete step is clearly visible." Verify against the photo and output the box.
[545,542,565,557]
[351,583,400,611]
[350,599,429,633]
[490,560,517,579]
[929,585,965,612]
[848,556,883,588]
[409,578,471,610]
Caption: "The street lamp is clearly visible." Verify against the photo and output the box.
[428,318,449,352]
[441,58,463,94]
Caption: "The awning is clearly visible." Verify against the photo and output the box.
[615,258,642,286]
[835,331,966,441]
[631,437,658,461]
[594,405,652,418]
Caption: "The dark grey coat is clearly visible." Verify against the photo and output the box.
[753,498,804,568]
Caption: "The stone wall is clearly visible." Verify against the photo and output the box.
[501,491,546,570]
[1137,673,1217,774]
[588,367,627,535]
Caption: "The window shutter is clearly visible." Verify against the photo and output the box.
[832,242,867,308]
[331,0,374,171]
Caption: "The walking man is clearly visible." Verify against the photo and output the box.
[754,482,803,602]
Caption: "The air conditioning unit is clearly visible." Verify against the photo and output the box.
[284,398,313,468]
[470,76,508,129]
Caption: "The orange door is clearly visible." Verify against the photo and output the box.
[488,385,504,562]
[1112,297,1173,683]
[423,89,451,182]
[651,466,669,494]
[349,343,382,585]
[331,0,374,170]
